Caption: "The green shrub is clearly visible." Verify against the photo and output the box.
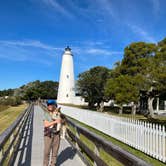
[0,97,22,106]
[0,105,9,112]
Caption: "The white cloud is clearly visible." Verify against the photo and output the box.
[0,40,61,50]
[0,40,62,64]
[0,47,28,61]
[151,0,160,15]
[42,0,74,18]
[72,47,122,58]
[73,40,105,47]
[85,48,122,56]
[128,24,156,43]
[96,0,116,19]
[84,41,105,46]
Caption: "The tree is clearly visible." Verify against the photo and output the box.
[151,38,166,91]
[0,89,14,97]
[104,42,157,114]
[105,75,140,114]
[121,42,156,76]
[0,96,22,106]
[23,80,59,100]
[38,81,59,99]
[77,66,110,109]
[0,80,59,100]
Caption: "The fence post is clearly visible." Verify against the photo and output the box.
[149,123,152,156]
[162,125,166,162]
[152,123,155,158]
[156,124,159,159]
[159,125,162,161]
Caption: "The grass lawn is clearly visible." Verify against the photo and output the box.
[0,104,27,134]
[0,105,9,112]
[67,117,166,166]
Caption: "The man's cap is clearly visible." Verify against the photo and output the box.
[46,99,57,106]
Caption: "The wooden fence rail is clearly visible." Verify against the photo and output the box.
[0,103,34,165]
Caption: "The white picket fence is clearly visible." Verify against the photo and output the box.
[61,105,166,163]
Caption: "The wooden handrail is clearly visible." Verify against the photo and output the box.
[67,129,107,166]
[66,117,151,166]
[0,103,34,165]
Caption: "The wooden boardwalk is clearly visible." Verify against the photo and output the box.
[14,105,85,166]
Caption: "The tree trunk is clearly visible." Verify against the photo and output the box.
[96,102,100,111]
[119,106,123,114]
[148,97,154,118]
[131,102,136,115]
[88,101,94,108]
[99,101,104,112]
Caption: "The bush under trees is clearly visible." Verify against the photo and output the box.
[0,96,22,106]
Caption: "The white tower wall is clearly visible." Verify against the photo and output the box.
[57,47,75,104]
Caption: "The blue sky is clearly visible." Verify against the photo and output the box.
[0,0,165,90]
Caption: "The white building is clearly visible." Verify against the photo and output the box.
[57,46,86,105]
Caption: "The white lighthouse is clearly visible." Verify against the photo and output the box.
[57,46,75,104]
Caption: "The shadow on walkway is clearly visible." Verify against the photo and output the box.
[13,108,34,166]
[57,146,77,166]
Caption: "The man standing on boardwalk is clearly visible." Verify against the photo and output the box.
[43,100,61,166]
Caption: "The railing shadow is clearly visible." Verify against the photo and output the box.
[56,146,77,166]
[13,108,34,166]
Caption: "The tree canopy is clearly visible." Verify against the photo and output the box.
[77,66,110,107]
[0,80,59,100]
[22,80,59,100]
[0,89,14,97]
[105,38,166,108]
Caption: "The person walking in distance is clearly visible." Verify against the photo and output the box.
[43,100,61,166]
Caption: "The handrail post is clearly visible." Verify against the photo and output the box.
[0,147,3,161]
[94,144,100,166]
[75,126,80,151]
[9,133,14,156]
[16,124,20,142]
